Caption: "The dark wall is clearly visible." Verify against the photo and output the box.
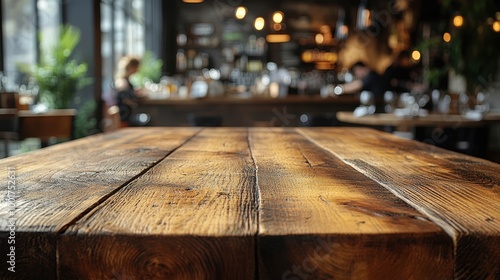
[62,0,102,129]
[162,0,178,75]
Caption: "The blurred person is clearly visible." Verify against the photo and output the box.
[333,61,390,101]
[114,55,147,126]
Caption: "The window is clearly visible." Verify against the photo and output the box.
[1,0,61,90]
[101,0,145,103]
[2,0,146,100]
[2,0,37,89]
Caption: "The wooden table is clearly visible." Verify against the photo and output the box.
[1,109,76,156]
[337,111,500,131]
[1,127,499,279]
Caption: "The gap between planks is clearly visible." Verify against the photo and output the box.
[295,128,459,241]
[246,127,262,280]
[56,128,205,234]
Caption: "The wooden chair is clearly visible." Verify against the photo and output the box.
[17,109,76,145]
[1,90,76,156]
[0,109,18,157]
[0,91,19,109]
[0,92,20,157]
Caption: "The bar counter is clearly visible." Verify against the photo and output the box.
[136,95,359,126]
[0,127,499,279]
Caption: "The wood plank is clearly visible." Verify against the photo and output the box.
[0,127,200,279]
[299,127,500,279]
[248,128,453,279]
[59,128,258,279]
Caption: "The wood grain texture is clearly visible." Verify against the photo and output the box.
[0,127,200,279]
[299,127,500,279]
[1,127,498,279]
[248,128,453,280]
[59,235,253,280]
[60,128,258,279]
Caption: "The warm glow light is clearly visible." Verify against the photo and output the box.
[315,33,324,44]
[443,32,451,42]
[265,34,291,43]
[254,17,265,31]
[300,50,337,63]
[269,82,279,98]
[273,11,284,23]
[235,6,247,19]
[493,21,500,32]
[324,52,338,63]
[315,62,332,70]
[302,51,314,63]
[388,34,398,49]
[182,0,203,3]
[273,23,282,31]
[453,15,464,27]
[320,25,331,33]
[411,50,421,61]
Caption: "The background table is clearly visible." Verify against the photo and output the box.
[336,111,500,131]
[1,127,499,279]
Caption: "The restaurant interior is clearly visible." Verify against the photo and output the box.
[1,0,500,161]
[1,1,500,279]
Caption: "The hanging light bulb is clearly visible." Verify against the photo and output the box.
[272,11,284,24]
[254,17,265,31]
[493,21,500,32]
[235,6,247,20]
[411,50,421,61]
[453,14,464,27]
[315,33,324,44]
[443,32,451,42]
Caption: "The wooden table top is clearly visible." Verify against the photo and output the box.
[1,127,499,279]
[337,111,500,129]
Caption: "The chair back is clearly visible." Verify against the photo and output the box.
[18,109,76,141]
[0,92,19,109]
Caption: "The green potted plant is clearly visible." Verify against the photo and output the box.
[32,25,92,109]
[420,1,500,94]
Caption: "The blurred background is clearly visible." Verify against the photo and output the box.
[1,0,500,161]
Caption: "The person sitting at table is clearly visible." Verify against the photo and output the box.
[332,61,390,102]
[114,55,147,127]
